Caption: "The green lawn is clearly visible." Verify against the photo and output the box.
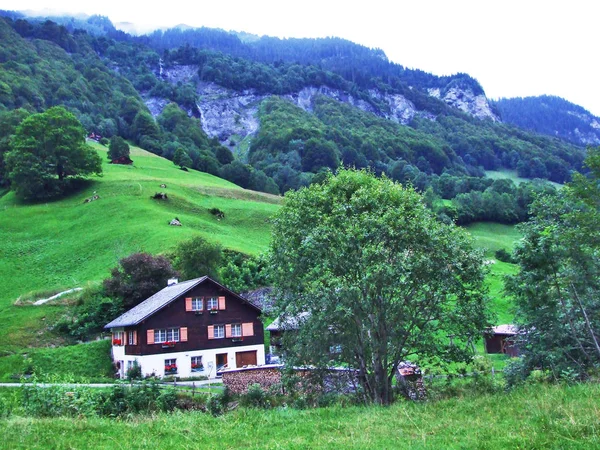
[0,383,598,449]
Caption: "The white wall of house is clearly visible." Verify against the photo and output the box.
[114,344,265,379]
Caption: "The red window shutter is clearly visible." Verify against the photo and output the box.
[185,297,193,312]
[147,329,155,345]
[181,327,188,342]
[242,322,254,337]
[207,325,214,340]
[133,330,138,345]
[218,296,226,310]
[225,324,232,338]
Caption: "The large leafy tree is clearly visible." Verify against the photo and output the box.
[506,148,600,379]
[170,235,223,281]
[0,108,30,187]
[104,253,179,310]
[269,169,490,405]
[5,106,102,199]
[107,136,130,161]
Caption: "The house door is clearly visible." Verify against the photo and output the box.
[236,350,257,367]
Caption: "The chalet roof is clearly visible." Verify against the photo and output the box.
[492,324,518,335]
[104,276,260,329]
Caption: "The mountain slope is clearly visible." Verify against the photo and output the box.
[494,95,600,146]
[0,143,279,351]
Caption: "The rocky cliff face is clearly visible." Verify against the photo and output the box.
[569,111,600,145]
[429,87,499,121]
[190,83,427,151]
[146,64,500,154]
[195,82,265,148]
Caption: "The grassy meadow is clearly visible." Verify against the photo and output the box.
[0,383,598,449]
[486,169,563,189]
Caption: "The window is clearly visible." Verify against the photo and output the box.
[155,328,179,343]
[164,358,177,374]
[231,323,242,337]
[191,297,203,311]
[127,330,137,345]
[127,360,134,371]
[191,356,203,372]
[207,297,219,310]
[112,331,124,346]
[214,324,225,339]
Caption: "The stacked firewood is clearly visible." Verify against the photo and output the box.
[395,361,427,401]
[222,367,283,394]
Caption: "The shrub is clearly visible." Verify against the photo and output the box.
[494,248,515,263]
[504,358,529,389]
[206,394,224,416]
[241,383,268,409]
[54,286,124,341]
[206,386,230,416]
[126,360,142,381]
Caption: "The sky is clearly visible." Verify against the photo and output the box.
[3,0,599,116]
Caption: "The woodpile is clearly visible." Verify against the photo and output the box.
[222,366,360,396]
[395,361,426,401]
[221,366,283,394]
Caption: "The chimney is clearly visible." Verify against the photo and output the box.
[167,278,178,286]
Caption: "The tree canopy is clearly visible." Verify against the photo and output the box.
[5,106,102,199]
[103,252,179,310]
[269,169,491,404]
[108,136,130,160]
[506,147,600,380]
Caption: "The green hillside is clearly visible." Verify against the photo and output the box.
[0,141,523,377]
[0,143,280,351]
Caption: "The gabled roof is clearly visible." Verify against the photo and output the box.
[104,276,261,329]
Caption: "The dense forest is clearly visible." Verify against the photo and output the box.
[0,13,589,224]
[494,95,600,146]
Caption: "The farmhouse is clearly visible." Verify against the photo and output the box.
[484,324,520,357]
[104,276,265,379]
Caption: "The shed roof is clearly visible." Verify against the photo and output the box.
[491,324,518,335]
[266,312,309,331]
[104,276,260,329]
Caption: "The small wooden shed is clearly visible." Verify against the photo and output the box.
[485,324,520,357]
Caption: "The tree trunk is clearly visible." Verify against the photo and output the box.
[570,283,600,359]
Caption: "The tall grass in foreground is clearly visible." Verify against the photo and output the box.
[0,383,598,449]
